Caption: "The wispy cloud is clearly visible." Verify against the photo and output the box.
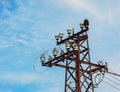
[52,0,120,23]
[1,0,120,49]
[0,0,120,92]
[0,0,52,49]
[0,71,64,85]
[0,72,40,84]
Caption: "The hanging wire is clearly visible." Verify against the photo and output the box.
[43,48,49,57]
[94,72,105,86]
[33,55,49,73]
[107,71,120,77]
[91,70,106,88]
[92,68,120,91]
[33,48,54,73]
[106,73,120,82]
[93,72,120,91]
[103,80,120,91]
[33,47,57,74]
[104,76,120,87]
[107,68,120,77]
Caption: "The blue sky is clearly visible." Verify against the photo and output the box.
[0,0,120,92]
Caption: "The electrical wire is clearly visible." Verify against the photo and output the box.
[103,80,120,91]
[107,71,120,77]
[108,68,120,77]
[92,69,120,91]
[33,55,49,73]
[107,68,120,83]
[96,68,120,91]
[106,73,120,82]
[104,76,120,87]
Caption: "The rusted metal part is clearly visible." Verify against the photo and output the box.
[40,19,107,92]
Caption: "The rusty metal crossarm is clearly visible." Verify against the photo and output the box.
[57,29,88,45]
[40,20,107,92]
[43,50,75,66]
[80,60,99,67]
[65,49,88,62]
[51,63,75,70]
[77,60,108,74]
[83,65,107,74]
[43,57,107,73]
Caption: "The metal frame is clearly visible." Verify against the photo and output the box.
[41,19,108,92]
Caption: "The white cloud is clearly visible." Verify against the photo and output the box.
[0,0,54,49]
[0,1,119,92]
[52,0,120,23]
[1,0,120,49]
[0,70,64,85]
[0,40,12,48]
[0,70,65,91]
[0,72,40,84]
[0,71,57,85]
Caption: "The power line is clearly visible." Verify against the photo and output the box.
[33,55,49,73]
[94,72,120,91]
[103,80,120,91]
[106,73,120,82]
[108,68,120,77]
[104,76,120,87]
[107,71,120,77]
[40,19,108,92]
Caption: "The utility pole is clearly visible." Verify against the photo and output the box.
[40,19,108,92]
